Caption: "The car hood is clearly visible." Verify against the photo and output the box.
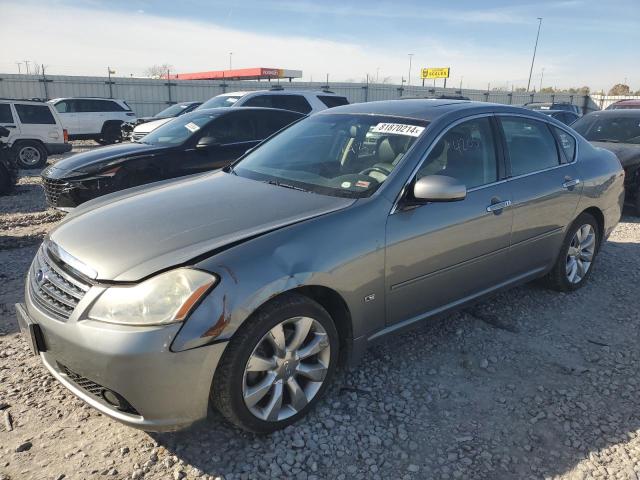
[46,142,166,175]
[591,142,640,169]
[49,172,355,282]
[133,117,173,133]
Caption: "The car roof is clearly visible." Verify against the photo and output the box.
[611,99,640,106]
[222,89,344,97]
[48,97,126,102]
[184,106,305,116]
[583,109,640,118]
[315,99,534,122]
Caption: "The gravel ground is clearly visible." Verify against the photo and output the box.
[1,142,640,480]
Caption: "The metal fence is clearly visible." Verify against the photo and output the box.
[590,94,640,110]
[0,73,600,117]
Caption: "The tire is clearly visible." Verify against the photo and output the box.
[14,141,47,169]
[212,293,339,433]
[543,212,600,292]
[98,123,123,145]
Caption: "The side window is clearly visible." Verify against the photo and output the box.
[202,113,257,144]
[417,117,498,189]
[553,127,576,163]
[317,95,349,108]
[0,104,14,123]
[14,104,56,125]
[54,101,69,113]
[66,100,80,113]
[99,100,125,112]
[256,111,302,138]
[242,95,273,108]
[500,117,560,176]
[278,95,312,114]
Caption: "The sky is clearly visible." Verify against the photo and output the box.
[0,0,639,91]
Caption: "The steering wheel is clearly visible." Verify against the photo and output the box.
[359,166,392,177]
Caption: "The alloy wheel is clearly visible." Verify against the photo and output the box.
[566,224,596,284]
[242,316,331,422]
[18,146,41,166]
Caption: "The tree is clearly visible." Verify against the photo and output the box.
[608,83,631,96]
[144,64,174,79]
[515,87,527,92]
[540,87,555,93]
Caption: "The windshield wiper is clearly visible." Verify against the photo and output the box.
[265,179,309,193]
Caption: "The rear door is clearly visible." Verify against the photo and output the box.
[385,115,514,325]
[0,103,20,144]
[498,115,582,276]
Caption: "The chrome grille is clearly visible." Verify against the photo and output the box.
[29,246,91,320]
[131,131,146,142]
[42,177,70,207]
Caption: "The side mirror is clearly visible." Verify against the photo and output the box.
[413,175,466,202]
[196,136,220,149]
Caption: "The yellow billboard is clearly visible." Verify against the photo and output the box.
[421,67,450,79]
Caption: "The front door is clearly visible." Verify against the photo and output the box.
[0,103,20,144]
[385,116,514,325]
[498,116,583,275]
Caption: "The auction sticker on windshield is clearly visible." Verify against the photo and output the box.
[184,122,200,133]
[371,123,425,137]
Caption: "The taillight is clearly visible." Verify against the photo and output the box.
[63,129,69,143]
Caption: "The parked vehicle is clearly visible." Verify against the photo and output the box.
[41,107,304,210]
[572,109,640,215]
[0,126,18,193]
[48,98,136,145]
[524,102,581,115]
[17,100,624,433]
[539,109,579,125]
[606,99,640,110]
[198,88,349,114]
[0,99,71,168]
[122,101,202,141]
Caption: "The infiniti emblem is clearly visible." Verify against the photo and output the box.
[35,267,48,286]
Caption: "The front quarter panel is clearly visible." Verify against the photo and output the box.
[172,198,389,352]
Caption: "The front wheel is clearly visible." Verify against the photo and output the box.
[211,293,339,433]
[544,212,600,292]
[98,123,123,145]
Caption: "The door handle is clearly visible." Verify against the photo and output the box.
[486,200,512,213]
[562,178,580,189]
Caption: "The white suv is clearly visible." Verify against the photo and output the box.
[198,88,349,114]
[48,98,136,145]
[0,99,71,168]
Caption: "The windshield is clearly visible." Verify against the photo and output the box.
[572,114,640,144]
[140,112,220,146]
[232,114,428,198]
[154,103,192,118]
[199,95,242,109]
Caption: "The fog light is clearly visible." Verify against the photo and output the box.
[101,389,122,408]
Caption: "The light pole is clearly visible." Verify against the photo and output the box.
[229,52,233,70]
[526,17,543,92]
[539,67,545,92]
[407,53,414,87]
[376,67,380,83]
[15,62,22,74]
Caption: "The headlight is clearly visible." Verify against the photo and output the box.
[88,268,216,326]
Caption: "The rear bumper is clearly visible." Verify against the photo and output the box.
[45,143,72,155]
[18,288,228,431]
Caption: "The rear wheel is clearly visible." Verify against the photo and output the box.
[211,293,339,433]
[544,212,600,292]
[14,141,47,168]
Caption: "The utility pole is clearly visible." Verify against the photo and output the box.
[229,52,233,70]
[24,60,30,75]
[407,53,414,87]
[526,17,543,92]
[459,76,463,90]
[107,67,115,98]
[376,67,379,83]
[15,62,22,74]
[539,67,545,92]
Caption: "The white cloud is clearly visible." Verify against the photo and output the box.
[0,1,630,90]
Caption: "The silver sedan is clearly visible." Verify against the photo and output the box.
[17,100,624,433]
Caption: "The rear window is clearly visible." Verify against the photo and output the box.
[553,127,576,162]
[243,95,313,114]
[0,104,14,123]
[15,104,56,125]
[317,95,349,108]
[77,100,125,112]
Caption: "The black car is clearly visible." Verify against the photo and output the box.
[121,101,202,137]
[42,107,304,209]
[0,126,18,194]
[524,102,581,115]
[539,109,579,125]
[572,109,640,214]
